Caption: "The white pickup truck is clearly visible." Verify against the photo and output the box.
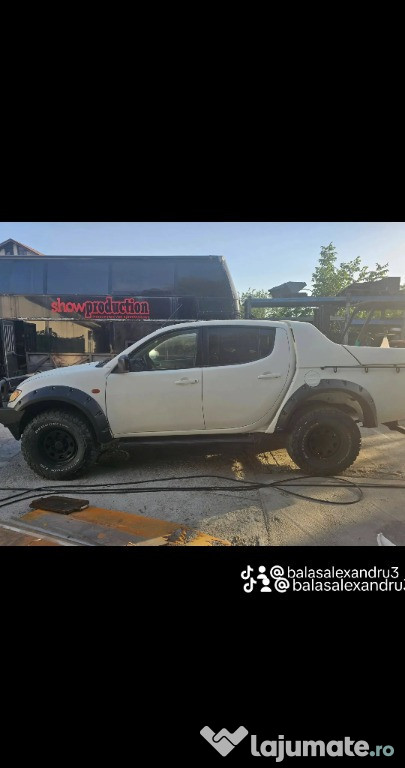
[1,320,404,480]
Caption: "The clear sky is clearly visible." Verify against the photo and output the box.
[1,221,404,293]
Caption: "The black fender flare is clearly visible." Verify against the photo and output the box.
[14,385,113,443]
[274,379,378,431]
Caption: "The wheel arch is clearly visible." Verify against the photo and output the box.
[15,386,113,444]
[275,379,378,431]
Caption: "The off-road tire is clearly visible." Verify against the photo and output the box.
[286,406,361,475]
[21,409,100,480]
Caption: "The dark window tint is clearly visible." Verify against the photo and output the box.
[176,297,198,319]
[0,260,45,293]
[207,326,276,366]
[111,259,175,295]
[175,259,228,297]
[47,259,109,294]
[196,297,237,319]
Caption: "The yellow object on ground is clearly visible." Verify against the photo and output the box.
[7,504,232,547]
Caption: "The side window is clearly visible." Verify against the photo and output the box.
[175,259,227,297]
[206,326,276,366]
[111,259,175,295]
[129,331,199,371]
[47,259,109,294]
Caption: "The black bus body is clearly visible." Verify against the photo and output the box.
[0,255,239,373]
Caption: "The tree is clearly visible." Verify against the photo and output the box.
[239,243,391,322]
[239,288,272,319]
[311,243,389,296]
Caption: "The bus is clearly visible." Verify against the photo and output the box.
[0,255,239,373]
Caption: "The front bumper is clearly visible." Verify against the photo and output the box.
[0,405,22,439]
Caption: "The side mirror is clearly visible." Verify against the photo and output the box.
[117,354,130,373]
[131,357,148,372]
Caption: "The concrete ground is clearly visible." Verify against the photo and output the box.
[1,423,405,546]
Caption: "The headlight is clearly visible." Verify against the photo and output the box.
[8,389,22,403]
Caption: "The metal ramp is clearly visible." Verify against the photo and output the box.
[0,521,69,546]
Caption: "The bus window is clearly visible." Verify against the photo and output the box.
[176,297,198,319]
[1,260,45,294]
[175,259,228,297]
[47,259,110,294]
[111,259,175,295]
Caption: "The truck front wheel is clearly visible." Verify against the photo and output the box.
[286,406,361,476]
[21,409,100,480]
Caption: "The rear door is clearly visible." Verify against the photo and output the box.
[202,325,291,430]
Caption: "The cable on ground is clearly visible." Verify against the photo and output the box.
[2,472,405,509]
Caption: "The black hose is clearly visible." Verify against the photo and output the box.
[2,470,405,511]
[0,473,375,508]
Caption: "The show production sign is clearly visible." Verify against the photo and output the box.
[51,296,151,320]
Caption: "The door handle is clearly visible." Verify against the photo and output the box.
[175,378,199,385]
[258,372,281,379]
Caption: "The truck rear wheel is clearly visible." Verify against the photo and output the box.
[286,406,361,475]
[21,409,99,480]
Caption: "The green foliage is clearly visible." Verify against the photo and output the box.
[239,288,309,320]
[239,288,271,319]
[240,243,392,322]
[311,243,389,297]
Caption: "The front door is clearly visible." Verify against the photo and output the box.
[106,328,204,435]
[202,325,291,429]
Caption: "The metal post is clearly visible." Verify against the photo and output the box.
[88,330,93,362]
[343,301,350,344]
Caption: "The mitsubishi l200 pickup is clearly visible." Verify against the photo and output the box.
[1,320,404,479]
